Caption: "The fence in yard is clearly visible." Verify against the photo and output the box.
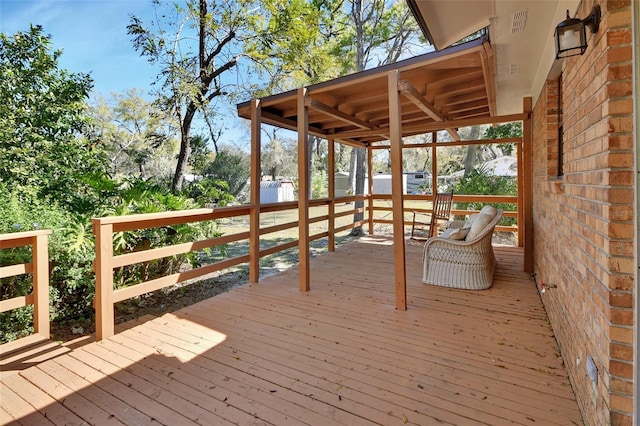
[0,230,52,338]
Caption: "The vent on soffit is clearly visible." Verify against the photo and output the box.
[511,9,528,34]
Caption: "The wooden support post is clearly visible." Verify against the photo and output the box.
[297,87,311,291]
[389,70,407,311]
[93,220,114,341]
[328,138,336,251]
[431,132,438,194]
[522,97,534,272]
[367,145,374,234]
[249,99,262,283]
[517,127,524,248]
[32,232,51,337]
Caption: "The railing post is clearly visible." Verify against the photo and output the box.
[32,232,51,337]
[367,146,374,234]
[389,69,407,311]
[297,87,310,291]
[249,99,262,283]
[93,219,114,341]
[522,96,533,272]
[328,138,335,251]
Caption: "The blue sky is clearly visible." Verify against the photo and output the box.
[1,0,249,148]
[1,0,161,96]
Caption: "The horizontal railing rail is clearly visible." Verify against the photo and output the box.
[370,194,520,235]
[0,230,51,339]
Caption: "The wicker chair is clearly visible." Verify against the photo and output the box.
[422,210,503,290]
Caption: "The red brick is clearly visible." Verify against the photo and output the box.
[609,292,633,308]
[604,98,633,115]
[607,63,633,81]
[610,394,633,412]
[606,0,631,11]
[607,134,634,149]
[606,152,634,168]
[608,275,633,292]
[606,29,632,47]
[610,342,633,361]
[606,45,633,63]
[610,411,632,426]
[610,377,633,394]
[607,8,632,29]
[610,309,633,326]
[606,81,633,99]
[610,326,633,343]
[609,360,633,378]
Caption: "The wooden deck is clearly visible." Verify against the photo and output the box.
[1,236,582,425]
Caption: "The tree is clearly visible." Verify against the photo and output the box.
[90,89,179,180]
[345,0,423,235]
[261,130,298,181]
[188,134,214,175]
[203,147,251,197]
[247,0,346,94]
[0,25,104,208]
[249,0,423,234]
[128,0,259,193]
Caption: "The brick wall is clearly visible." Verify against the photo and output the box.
[531,1,634,424]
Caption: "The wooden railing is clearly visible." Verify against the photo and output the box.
[92,197,368,340]
[0,230,52,338]
[92,192,517,340]
[369,194,520,235]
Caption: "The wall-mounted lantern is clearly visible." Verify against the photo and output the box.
[554,5,601,59]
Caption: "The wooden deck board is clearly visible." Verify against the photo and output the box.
[0,237,582,425]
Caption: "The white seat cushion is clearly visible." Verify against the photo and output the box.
[465,213,494,241]
[440,227,470,240]
[479,205,498,219]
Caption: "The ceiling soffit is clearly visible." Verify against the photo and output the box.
[407,0,582,115]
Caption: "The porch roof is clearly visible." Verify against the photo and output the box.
[237,36,497,146]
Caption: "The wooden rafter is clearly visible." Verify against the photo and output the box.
[305,97,378,130]
[398,80,461,141]
[333,112,526,140]
[480,41,497,116]
[260,111,325,136]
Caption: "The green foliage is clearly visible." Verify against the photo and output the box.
[0,177,224,343]
[203,149,251,197]
[188,135,213,175]
[182,178,234,207]
[89,89,178,180]
[0,191,91,343]
[0,26,235,344]
[0,25,106,209]
[312,170,328,199]
[484,122,521,156]
[128,0,261,192]
[452,167,517,226]
[105,178,222,289]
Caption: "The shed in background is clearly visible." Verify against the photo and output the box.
[260,180,295,203]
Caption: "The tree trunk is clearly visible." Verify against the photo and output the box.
[349,147,366,236]
[172,131,191,192]
[171,104,196,193]
[462,126,481,178]
[349,0,366,236]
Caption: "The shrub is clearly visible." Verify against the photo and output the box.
[452,166,517,226]
[0,178,223,343]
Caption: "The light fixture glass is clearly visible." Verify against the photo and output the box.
[554,5,601,59]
